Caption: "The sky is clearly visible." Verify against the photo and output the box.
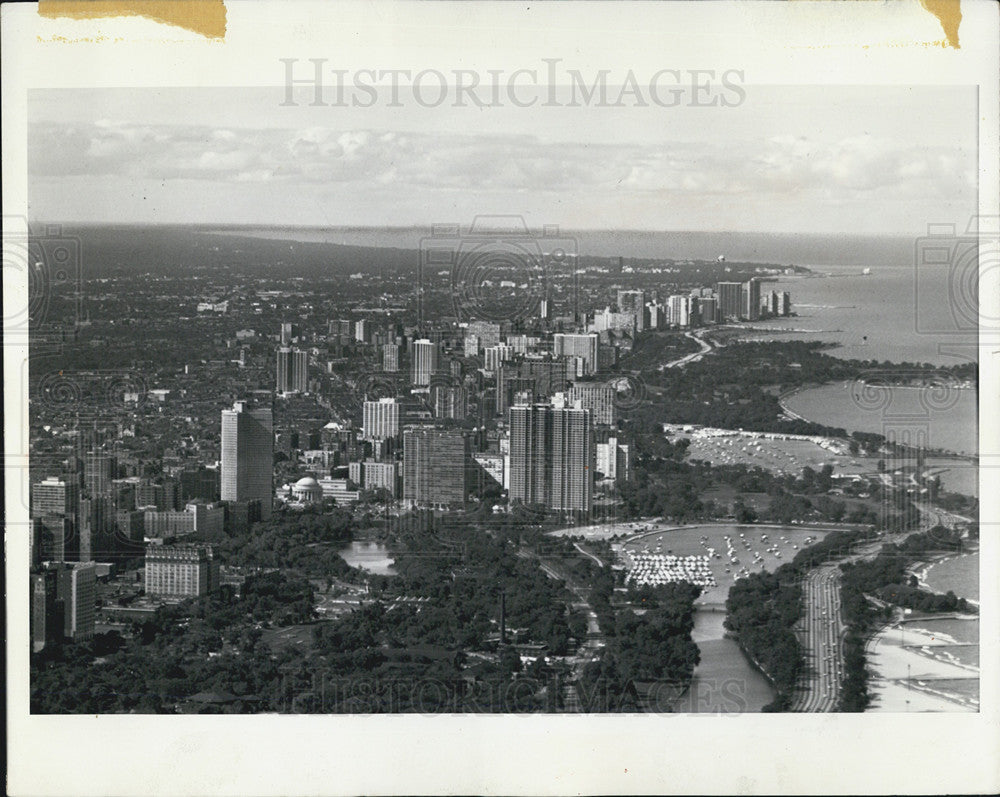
[27,85,978,235]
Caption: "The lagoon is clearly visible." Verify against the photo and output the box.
[340,540,397,575]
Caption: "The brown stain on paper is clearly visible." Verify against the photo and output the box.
[38,1,226,39]
[918,0,961,48]
[788,0,962,50]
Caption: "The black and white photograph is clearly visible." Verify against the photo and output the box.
[5,1,999,794]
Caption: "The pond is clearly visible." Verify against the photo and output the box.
[340,540,397,575]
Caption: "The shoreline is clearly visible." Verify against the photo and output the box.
[864,548,980,713]
[864,620,979,712]
[912,547,980,607]
[779,380,978,459]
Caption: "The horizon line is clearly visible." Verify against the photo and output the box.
[24,221,922,239]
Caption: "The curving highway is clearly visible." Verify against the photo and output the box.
[660,329,714,370]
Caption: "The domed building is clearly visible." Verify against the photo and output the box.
[290,476,323,504]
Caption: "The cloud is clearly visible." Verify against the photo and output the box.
[28,120,974,208]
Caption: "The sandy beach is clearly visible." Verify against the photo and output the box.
[865,621,979,712]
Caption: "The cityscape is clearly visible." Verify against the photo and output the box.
[26,220,979,715]
[19,66,983,721]
[7,2,999,795]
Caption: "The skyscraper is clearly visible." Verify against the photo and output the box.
[484,344,513,374]
[743,278,761,321]
[715,282,742,321]
[83,452,115,497]
[221,402,274,520]
[508,403,593,513]
[411,339,439,386]
[616,289,646,330]
[467,321,501,349]
[145,544,218,599]
[553,333,599,375]
[32,562,96,643]
[668,294,690,327]
[539,298,552,322]
[32,476,80,562]
[363,397,400,440]
[31,568,62,652]
[382,343,400,372]
[699,296,718,324]
[567,382,616,426]
[276,347,308,393]
[430,384,468,420]
[496,357,575,415]
[402,427,469,508]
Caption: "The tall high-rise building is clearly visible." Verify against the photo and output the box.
[354,319,371,344]
[508,403,594,513]
[145,544,218,599]
[616,289,646,331]
[276,347,308,393]
[539,298,552,322]
[668,295,690,327]
[280,322,295,345]
[553,333,599,375]
[83,452,115,497]
[715,282,742,321]
[411,339,439,386]
[496,356,575,414]
[484,344,513,374]
[743,278,761,321]
[463,334,480,357]
[467,321,501,350]
[221,402,274,520]
[363,397,400,441]
[382,343,400,372]
[32,562,96,643]
[32,476,80,562]
[31,568,62,652]
[699,296,718,325]
[596,437,630,483]
[430,384,468,420]
[402,428,469,508]
[567,383,616,426]
[33,476,78,517]
[780,291,792,316]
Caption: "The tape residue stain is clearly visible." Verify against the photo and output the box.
[919,0,961,48]
[38,1,226,39]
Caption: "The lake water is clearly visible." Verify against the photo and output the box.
[340,541,397,575]
[745,264,978,367]
[782,380,978,456]
[923,552,979,602]
[915,552,980,673]
[207,227,918,267]
[924,458,979,497]
[681,611,776,714]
